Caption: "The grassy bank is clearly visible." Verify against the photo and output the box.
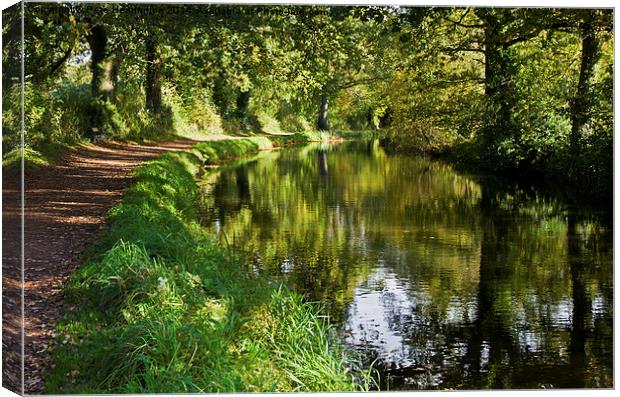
[2,142,70,176]
[1,130,372,176]
[46,136,373,393]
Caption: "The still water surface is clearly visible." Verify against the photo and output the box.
[199,141,613,390]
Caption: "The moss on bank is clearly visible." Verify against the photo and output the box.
[46,137,373,393]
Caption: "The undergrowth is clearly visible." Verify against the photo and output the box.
[2,142,71,175]
[46,137,373,393]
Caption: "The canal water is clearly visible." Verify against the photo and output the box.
[199,140,613,390]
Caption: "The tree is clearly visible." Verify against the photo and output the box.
[86,23,108,99]
[145,34,162,114]
[569,9,612,159]
[381,7,485,152]
[285,6,396,130]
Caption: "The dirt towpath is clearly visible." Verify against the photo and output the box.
[2,136,238,394]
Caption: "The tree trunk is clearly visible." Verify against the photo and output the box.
[480,11,517,146]
[145,37,162,114]
[213,74,228,115]
[236,89,251,118]
[570,12,600,159]
[378,107,392,128]
[107,47,125,103]
[317,95,329,131]
[86,25,107,100]
[85,24,111,136]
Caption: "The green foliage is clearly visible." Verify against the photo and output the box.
[171,87,225,136]
[381,9,485,153]
[18,80,89,152]
[377,7,612,202]
[2,148,51,175]
[4,4,612,201]
[1,83,21,154]
[47,138,371,393]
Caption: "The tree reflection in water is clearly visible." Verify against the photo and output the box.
[200,141,613,390]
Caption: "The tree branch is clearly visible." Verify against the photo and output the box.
[47,46,74,77]
[502,30,543,48]
[442,46,484,54]
[502,20,577,48]
[431,77,484,87]
[445,9,484,29]
[337,76,386,90]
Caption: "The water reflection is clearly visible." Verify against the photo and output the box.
[199,141,613,389]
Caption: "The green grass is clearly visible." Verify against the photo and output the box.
[46,137,373,393]
[269,130,374,146]
[191,137,273,164]
[2,142,70,175]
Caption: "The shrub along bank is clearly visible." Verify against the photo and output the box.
[46,136,374,393]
